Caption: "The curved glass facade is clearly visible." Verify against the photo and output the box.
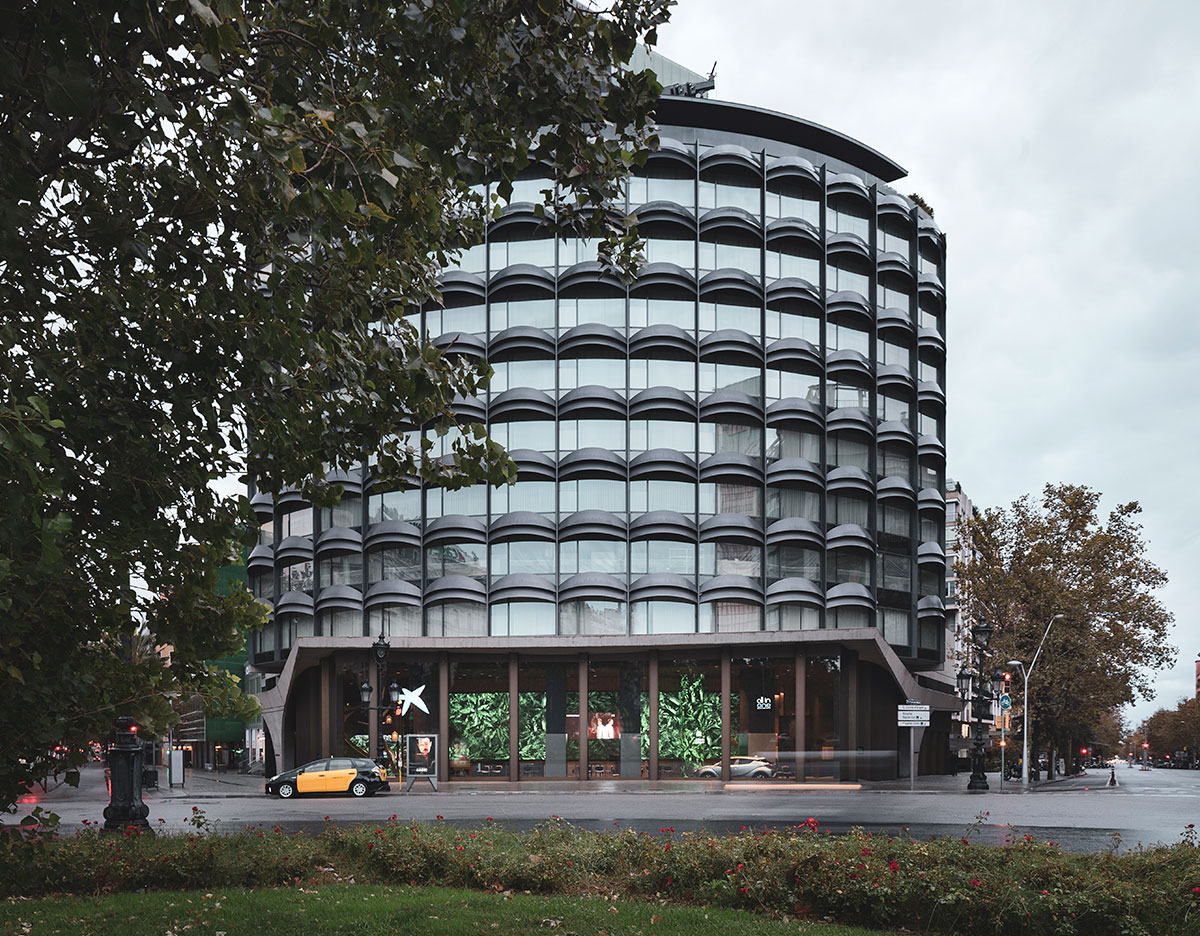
[250,93,953,784]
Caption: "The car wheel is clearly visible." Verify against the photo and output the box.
[750,769,771,778]
[277,782,295,799]
[350,779,369,797]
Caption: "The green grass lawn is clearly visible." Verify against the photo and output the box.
[1,884,902,936]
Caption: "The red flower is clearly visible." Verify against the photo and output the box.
[367,843,374,850]
[436,815,443,821]
[888,860,900,872]
[971,879,982,887]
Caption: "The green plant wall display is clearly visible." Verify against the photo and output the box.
[448,692,509,760]
[658,674,729,768]
[517,692,547,760]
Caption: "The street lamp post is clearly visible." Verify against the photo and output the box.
[358,633,401,766]
[1007,612,1064,787]
[957,619,1002,792]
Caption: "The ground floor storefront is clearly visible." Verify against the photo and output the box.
[257,634,957,784]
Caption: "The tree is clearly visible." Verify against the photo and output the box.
[956,484,1174,773]
[0,0,669,812]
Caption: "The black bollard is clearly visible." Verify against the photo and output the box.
[102,716,151,833]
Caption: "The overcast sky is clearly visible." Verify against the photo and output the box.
[655,0,1200,730]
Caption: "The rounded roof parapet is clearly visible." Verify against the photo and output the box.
[654,98,906,183]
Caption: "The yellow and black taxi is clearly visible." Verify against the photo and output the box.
[265,757,389,798]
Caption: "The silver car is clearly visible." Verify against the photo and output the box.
[694,756,775,779]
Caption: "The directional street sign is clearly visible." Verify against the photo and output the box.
[1000,693,1012,711]
[898,703,930,727]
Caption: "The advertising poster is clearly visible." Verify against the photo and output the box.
[407,734,436,775]
[588,711,621,739]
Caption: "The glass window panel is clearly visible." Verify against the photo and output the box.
[919,412,941,439]
[829,434,870,470]
[558,358,626,393]
[503,359,555,392]
[490,602,556,637]
[878,554,912,592]
[491,299,555,332]
[699,483,762,518]
[766,307,821,343]
[318,554,362,589]
[919,619,941,651]
[279,509,313,539]
[765,182,820,224]
[765,486,821,521]
[766,544,821,582]
[700,241,760,275]
[630,539,696,576]
[829,550,871,585]
[877,339,910,368]
[628,297,695,330]
[629,479,696,515]
[828,323,870,356]
[489,236,556,270]
[699,542,761,578]
[279,560,314,594]
[828,202,870,240]
[828,382,871,411]
[629,419,696,455]
[491,420,555,453]
[426,542,487,580]
[765,247,820,283]
[559,238,599,267]
[441,243,486,277]
[880,395,911,427]
[765,428,820,462]
[491,480,556,517]
[879,226,911,257]
[699,422,761,457]
[559,539,627,577]
[319,496,362,531]
[258,519,274,545]
[878,445,912,480]
[879,608,910,645]
[508,177,552,204]
[765,369,820,403]
[699,302,761,336]
[426,484,487,520]
[319,609,362,638]
[767,603,820,631]
[369,489,421,525]
[489,540,555,581]
[558,296,625,330]
[629,358,696,393]
[827,495,869,527]
[826,264,870,296]
[559,478,625,515]
[699,362,761,396]
[878,282,911,311]
[879,503,913,538]
[368,546,421,583]
[559,419,625,453]
[699,178,760,213]
[919,360,940,384]
[560,599,627,635]
[250,569,272,600]
[642,237,694,267]
[630,601,697,635]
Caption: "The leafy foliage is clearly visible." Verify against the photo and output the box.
[4,817,1200,936]
[956,484,1174,764]
[658,674,725,768]
[0,0,669,810]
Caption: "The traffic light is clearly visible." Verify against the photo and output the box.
[129,723,138,734]
[1142,741,1150,749]
[1003,671,1012,685]
[1080,747,1088,756]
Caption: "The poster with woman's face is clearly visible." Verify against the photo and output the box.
[588,712,621,740]
[407,734,436,774]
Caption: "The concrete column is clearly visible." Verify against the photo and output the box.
[509,654,519,782]
[720,652,731,782]
[843,649,858,782]
[320,657,333,757]
[648,651,659,782]
[579,656,589,782]
[795,648,806,777]
[438,654,450,782]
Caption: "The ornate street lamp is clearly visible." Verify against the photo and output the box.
[360,633,402,765]
[958,618,1000,792]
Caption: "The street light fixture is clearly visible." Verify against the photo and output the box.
[359,633,402,767]
[1007,612,1064,787]
[957,619,1001,792]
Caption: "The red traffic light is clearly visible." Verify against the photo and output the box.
[1003,671,1012,682]
[1142,742,1149,749]
[129,724,138,733]
[1080,747,1088,755]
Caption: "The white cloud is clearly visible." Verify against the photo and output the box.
[657,0,1200,725]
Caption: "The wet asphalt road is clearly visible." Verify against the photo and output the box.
[14,761,1199,853]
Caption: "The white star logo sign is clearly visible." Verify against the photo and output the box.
[399,684,429,716]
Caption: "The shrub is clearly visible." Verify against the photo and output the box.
[3,814,1198,936]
